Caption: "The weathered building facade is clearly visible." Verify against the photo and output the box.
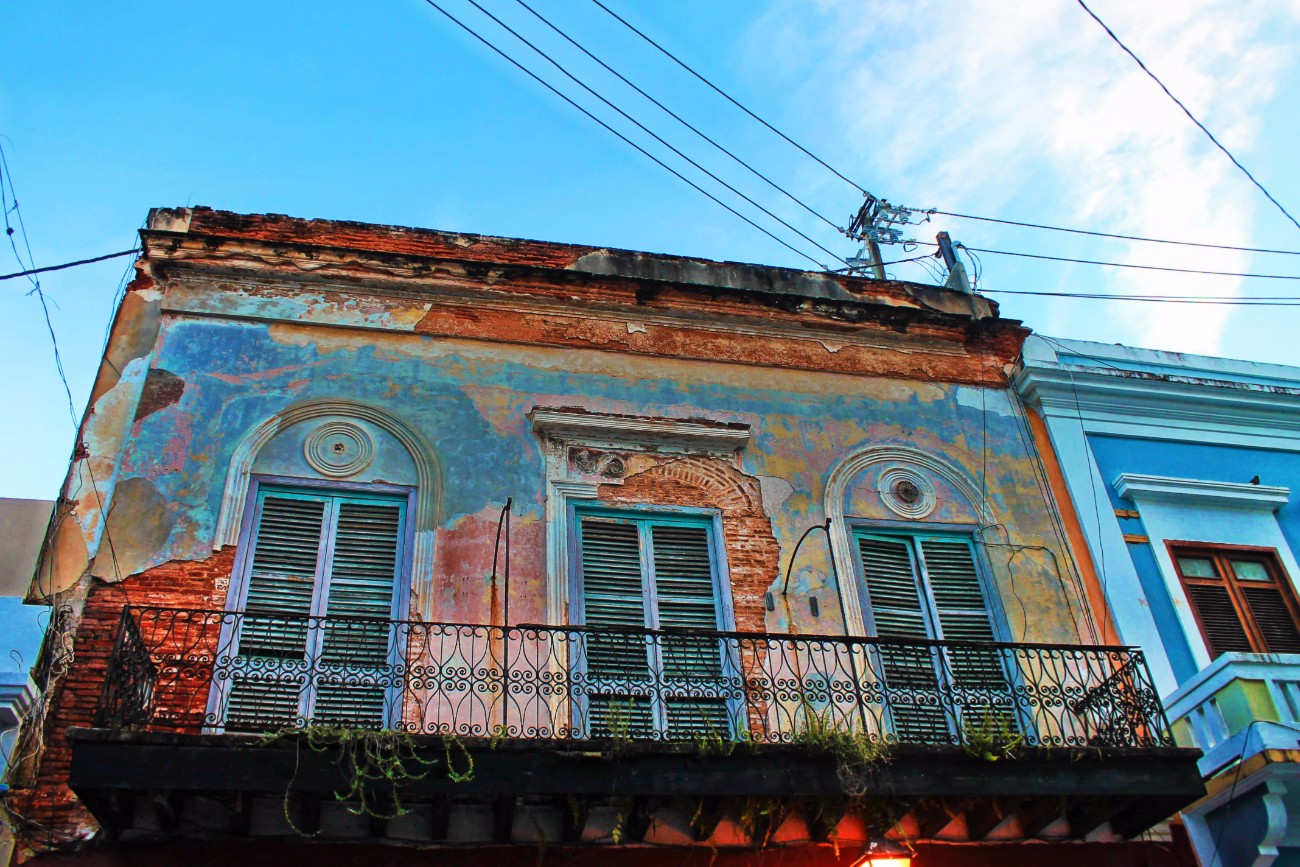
[4,209,1200,865]
[1018,336,1300,867]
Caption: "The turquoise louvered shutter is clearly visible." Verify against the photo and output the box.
[314,500,405,726]
[224,488,405,732]
[576,513,729,739]
[649,524,729,738]
[917,538,1012,732]
[856,534,949,742]
[857,536,928,638]
[578,516,655,736]
[919,539,1001,681]
[226,493,328,730]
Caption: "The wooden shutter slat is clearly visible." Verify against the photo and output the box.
[315,501,403,726]
[919,540,1005,694]
[649,524,727,730]
[580,518,651,679]
[1186,584,1254,656]
[856,534,950,739]
[858,536,927,638]
[1241,586,1300,653]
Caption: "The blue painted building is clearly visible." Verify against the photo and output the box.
[1018,336,1300,867]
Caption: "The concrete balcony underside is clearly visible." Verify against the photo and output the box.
[68,728,1203,850]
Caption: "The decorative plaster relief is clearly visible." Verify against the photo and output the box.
[303,421,376,478]
[214,399,441,593]
[825,445,991,636]
[570,448,627,480]
[877,466,937,519]
[531,407,752,627]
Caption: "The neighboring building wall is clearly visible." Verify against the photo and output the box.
[1017,335,1300,867]
[1,498,52,866]
[11,210,1102,855]
[1,497,51,770]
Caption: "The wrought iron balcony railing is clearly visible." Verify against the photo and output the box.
[95,606,1173,748]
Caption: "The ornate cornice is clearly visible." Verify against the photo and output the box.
[1114,473,1290,509]
[1016,362,1300,449]
[530,408,750,454]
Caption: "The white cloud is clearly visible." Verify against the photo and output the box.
[747,0,1300,355]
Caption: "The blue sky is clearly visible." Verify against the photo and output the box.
[3,0,1300,500]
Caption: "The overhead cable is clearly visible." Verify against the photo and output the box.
[587,0,869,194]
[417,0,832,270]
[933,210,1300,256]
[982,288,1300,306]
[509,0,844,234]
[952,244,1300,280]
[588,0,1300,254]
[0,249,140,282]
[454,0,847,267]
[1075,0,1300,233]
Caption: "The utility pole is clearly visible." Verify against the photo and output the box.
[845,194,922,279]
[844,195,976,293]
[935,231,973,294]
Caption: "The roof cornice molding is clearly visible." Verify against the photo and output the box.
[1114,473,1290,509]
[138,226,1016,340]
[1015,363,1300,447]
[529,408,750,453]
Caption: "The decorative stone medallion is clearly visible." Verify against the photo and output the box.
[304,421,376,478]
[570,448,627,480]
[878,466,936,519]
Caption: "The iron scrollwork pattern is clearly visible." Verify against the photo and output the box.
[95,606,1174,749]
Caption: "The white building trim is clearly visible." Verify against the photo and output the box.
[1114,474,1290,510]
[1016,335,1300,698]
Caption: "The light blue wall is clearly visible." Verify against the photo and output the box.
[1088,435,1300,554]
[1124,539,1197,683]
[0,597,46,677]
[1085,434,1300,685]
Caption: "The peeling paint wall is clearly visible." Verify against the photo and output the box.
[14,209,1097,848]
[39,208,1084,646]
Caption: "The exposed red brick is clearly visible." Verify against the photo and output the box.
[8,548,237,856]
[597,456,778,635]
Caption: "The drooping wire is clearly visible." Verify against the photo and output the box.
[1074,0,1300,234]
[933,210,1300,256]
[981,288,1300,306]
[946,243,1300,282]
[587,0,1300,254]
[0,248,139,282]
[507,0,844,234]
[587,0,869,195]
[452,0,847,268]
[0,145,127,587]
[418,0,833,270]
[0,145,77,428]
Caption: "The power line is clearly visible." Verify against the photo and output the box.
[587,0,868,194]
[933,210,1300,256]
[0,249,139,282]
[453,0,847,267]
[1074,0,1300,234]
[957,244,1300,280]
[507,0,845,235]
[586,0,1300,256]
[982,288,1300,306]
[419,0,833,270]
[0,145,77,428]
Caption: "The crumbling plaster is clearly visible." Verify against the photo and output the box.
[33,210,1081,647]
[81,303,1085,641]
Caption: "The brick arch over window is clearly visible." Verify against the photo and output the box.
[212,398,441,590]
[597,455,778,633]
